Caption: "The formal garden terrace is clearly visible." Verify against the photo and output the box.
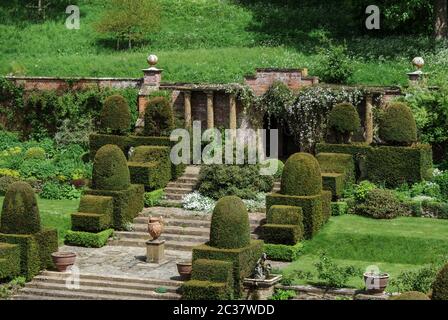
[1,46,448,301]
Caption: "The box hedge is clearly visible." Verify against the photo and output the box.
[266,193,322,239]
[322,173,344,199]
[99,95,131,135]
[128,146,171,190]
[71,195,113,232]
[262,224,301,245]
[331,201,348,216]
[267,205,303,226]
[0,243,21,280]
[263,242,303,262]
[192,240,263,298]
[365,145,433,187]
[84,184,144,230]
[34,228,58,270]
[431,263,448,300]
[0,233,40,280]
[65,229,114,248]
[321,190,332,223]
[182,280,231,300]
[89,133,128,160]
[379,102,417,146]
[316,152,355,184]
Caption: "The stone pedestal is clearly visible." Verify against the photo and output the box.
[146,239,165,264]
[243,275,282,300]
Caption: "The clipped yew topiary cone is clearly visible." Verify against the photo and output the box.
[431,263,448,300]
[379,102,417,146]
[280,152,322,196]
[327,102,361,143]
[99,95,131,135]
[92,144,131,191]
[209,196,250,249]
[144,96,175,136]
[0,181,41,235]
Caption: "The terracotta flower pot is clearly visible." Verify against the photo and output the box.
[148,216,164,240]
[364,272,389,294]
[51,252,76,272]
[177,261,192,280]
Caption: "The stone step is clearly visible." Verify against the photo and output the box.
[28,275,180,294]
[114,231,208,243]
[133,224,210,236]
[136,212,264,225]
[165,194,184,201]
[13,294,73,300]
[182,173,199,179]
[166,182,196,189]
[164,187,193,195]
[108,238,199,251]
[175,177,198,184]
[39,271,183,287]
[158,200,183,208]
[21,281,180,300]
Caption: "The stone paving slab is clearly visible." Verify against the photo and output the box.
[60,245,191,281]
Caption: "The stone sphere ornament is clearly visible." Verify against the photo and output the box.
[147,54,158,67]
[412,57,425,70]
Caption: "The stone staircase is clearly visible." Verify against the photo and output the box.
[272,181,281,193]
[12,271,182,300]
[109,207,266,251]
[162,166,200,206]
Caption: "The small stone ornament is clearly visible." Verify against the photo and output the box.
[252,253,272,280]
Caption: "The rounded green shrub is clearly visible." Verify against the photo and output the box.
[210,196,251,249]
[390,291,430,300]
[144,97,175,136]
[280,153,322,196]
[92,144,131,191]
[328,102,360,143]
[100,95,131,135]
[0,181,41,234]
[198,164,273,200]
[379,102,417,146]
[24,147,46,160]
[355,188,406,219]
[431,263,448,300]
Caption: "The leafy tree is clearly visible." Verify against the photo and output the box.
[95,0,161,50]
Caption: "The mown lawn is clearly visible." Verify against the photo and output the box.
[281,215,448,290]
[0,196,78,244]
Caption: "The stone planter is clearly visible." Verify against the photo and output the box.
[177,261,192,281]
[364,272,389,294]
[243,274,282,300]
[51,252,76,272]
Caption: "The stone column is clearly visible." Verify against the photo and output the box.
[206,91,214,129]
[365,94,374,144]
[184,91,192,128]
[229,93,237,139]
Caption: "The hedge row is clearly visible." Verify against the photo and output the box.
[64,229,114,248]
[264,242,303,262]
[316,143,433,187]
[263,205,304,245]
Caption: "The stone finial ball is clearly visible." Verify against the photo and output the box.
[412,57,424,69]
[147,54,158,66]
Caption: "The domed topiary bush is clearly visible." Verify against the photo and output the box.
[390,291,430,300]
[0,181,41,234]
[100,95,131,135]
[280,153,322,196]
[0,176,19,196]
[379,102,417,146]
[209,196,250,249]
[431,263,448,300]
[92,144,131,191]
[144,97,175,136]
[327,102,361,143]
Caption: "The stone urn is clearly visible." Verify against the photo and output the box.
[148,216,164,240]
[51,252,76,272]
[364,272,390,294]
[176,261,192,280]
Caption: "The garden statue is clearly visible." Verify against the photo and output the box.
[252,253,272,280]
